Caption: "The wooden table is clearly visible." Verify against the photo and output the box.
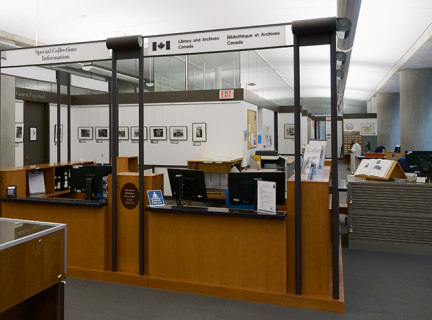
[187,157,242,199]
[0,218,66,319]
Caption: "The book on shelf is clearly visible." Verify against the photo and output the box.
[354,159,394,178]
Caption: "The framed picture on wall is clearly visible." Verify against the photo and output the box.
[361,122,374,135]
[78,127,93,140]
[119,126,129,140]
[169,126,187,141]
[131,126,140,140]
[15,123,24,143]
[95,127,109,140]
[29,127,37,141]
[144,126,148,140]
[54,124,63,142]
[150,126,167,140]
[284,124,295,139]
[192,123,206,142]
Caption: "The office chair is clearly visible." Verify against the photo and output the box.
[374,146,386,153]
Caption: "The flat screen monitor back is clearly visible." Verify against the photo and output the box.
[228,171,286,206]
[167,168,208,203]
[70,165,112,197]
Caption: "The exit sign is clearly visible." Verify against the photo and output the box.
[326,117,331,120]
[219,90,234,99]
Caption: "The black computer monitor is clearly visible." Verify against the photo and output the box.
[70,164,112,200]
[167,168,208,205]
[405,151,432,179]
[228,171,286,207]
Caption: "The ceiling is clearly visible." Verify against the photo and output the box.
[1,0,432,114]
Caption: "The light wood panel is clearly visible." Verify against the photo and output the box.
[247,109,257,149]
[0,230,65,313]
[108,173,163,275]
[286,170,332,296]
[2,203,108,272]
[148,211,286,294]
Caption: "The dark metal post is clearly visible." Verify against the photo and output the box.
[111,51,119,272]
[293,34,302,296]
[330,32,340,300]
[67,74,71,161]
[56,71,61,163]
[0,56,2,168]
[108,82,112,164]
[139,49,145,275]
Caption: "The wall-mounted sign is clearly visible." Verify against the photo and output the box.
[326,117,331,121]
[5,41,111,68]
[147,25,289,56]
[121,183,139,210]
[219,90,234,99]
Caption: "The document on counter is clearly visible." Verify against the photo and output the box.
[28,170,46,195]
[256,180,276,214]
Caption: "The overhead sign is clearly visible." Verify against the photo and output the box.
[4,41,111,68]
[219,90,234,99]
[147,25,289,56]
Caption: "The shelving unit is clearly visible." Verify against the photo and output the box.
[0,161,93,198]
[343,133,363,164]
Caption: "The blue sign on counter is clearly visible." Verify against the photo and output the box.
[147,190,165,206]
[258,135,262,144]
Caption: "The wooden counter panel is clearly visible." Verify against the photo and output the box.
[287,179,331,296]
[187,162,231,173]
[0,230,65,313]
[148,212,286,294]
[108,173,164,274]
[1,203,107,272]
[0,171,27,197]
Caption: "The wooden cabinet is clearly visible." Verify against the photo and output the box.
[0,161,93,198]
[343,133,363,164]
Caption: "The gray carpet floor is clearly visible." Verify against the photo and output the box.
[64,161,432,319]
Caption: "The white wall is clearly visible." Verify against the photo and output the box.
[277,113,310,155]
[71,101,253,195]
[343,118,377,136]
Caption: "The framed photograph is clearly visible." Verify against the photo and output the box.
[144,126,148,140]
[192,123,206,142]
[361,122,374,135]
[284,124,295,139]
[54,124,63,142]
[95,127,109,140]
[118,126,129,140]
[15,123,24,143]
[78,127,93,140]
[150,126,167,140]
[169,126,187,141]
[30,127,37,141]
[131,126,140,140]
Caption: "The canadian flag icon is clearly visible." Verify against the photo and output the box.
[152,41,170,51]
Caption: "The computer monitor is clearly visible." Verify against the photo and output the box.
[228,171,286,207]
[70,164,112,200]
[167,168,208,205]
[405,151,432,179]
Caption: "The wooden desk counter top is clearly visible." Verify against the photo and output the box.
[146,205,286,220]
[0,196,108,208]
[0,160,94,172]
[187,157,242,163]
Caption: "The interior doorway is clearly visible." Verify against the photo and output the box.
[24,101,49,165]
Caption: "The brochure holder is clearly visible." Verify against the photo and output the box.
[354,160,407,180]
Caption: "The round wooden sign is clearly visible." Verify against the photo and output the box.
[120,183,139,209]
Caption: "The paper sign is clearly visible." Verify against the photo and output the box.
[147,190,165,206]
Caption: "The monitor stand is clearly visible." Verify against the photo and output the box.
[174,174,184,206]
[85,174,95,200]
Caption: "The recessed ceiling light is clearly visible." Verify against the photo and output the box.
[78,14,89,19]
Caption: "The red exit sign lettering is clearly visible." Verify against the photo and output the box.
[219,90,234,99]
